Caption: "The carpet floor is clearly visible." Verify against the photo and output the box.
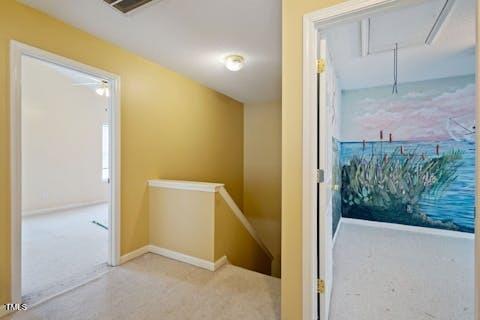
[22,203,109,303]
[7,253,281,320]
[330,220,474,320]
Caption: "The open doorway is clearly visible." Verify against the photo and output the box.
[10,42,121,306]
[303,0,477,319]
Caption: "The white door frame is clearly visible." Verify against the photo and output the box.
[10,40,121,304]
[302,0,479,319]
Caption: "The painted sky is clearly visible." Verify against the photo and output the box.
[340,75,475,142]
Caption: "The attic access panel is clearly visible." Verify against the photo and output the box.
[368,0,450,54]
[104,0,154,14]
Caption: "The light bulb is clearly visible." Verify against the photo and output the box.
[96,87,105,96]
[96,81,110,97]
[224,55,245,72]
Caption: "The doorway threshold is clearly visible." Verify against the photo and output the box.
[23,263,111,307]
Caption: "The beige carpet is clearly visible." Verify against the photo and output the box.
[6,253,280,320]
[330,220,474,320]
[22,203,109,302]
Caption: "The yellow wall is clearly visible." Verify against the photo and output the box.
[244,101,282,277]
[148,185,271,274]
[282,0,343,318]
[149,187,215,261]
[0,0,243,305]
[215,193,271,275]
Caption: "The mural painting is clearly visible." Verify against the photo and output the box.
[340,75,475,232]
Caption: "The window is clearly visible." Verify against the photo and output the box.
[102,124,109,182]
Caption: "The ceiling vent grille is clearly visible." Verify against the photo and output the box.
[103,0,155,14]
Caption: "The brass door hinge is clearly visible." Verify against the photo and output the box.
[316,59,326,74]
[317,279,325,294]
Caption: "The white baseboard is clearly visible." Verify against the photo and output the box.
[119,245,150,264]
[342,218,475,239]
[213,255,228,270]
[332,218,343,247]
[120,245,228,272]
[23,201,108,216]
[148,245,219,271]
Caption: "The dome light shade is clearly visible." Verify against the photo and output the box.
[224,55,245,71]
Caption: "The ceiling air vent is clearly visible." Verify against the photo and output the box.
[103,0,155,14]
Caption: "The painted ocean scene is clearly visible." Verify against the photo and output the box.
[340,140,475,232]
[338,75,475,233]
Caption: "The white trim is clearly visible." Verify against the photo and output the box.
[218,187,274,259]
[147,180,272,260]
[119,245,229,271]
[213,255,228,271]
[9,41,121,304]
[332,218,343,247]
[476,2,480,317]
[148,245,214,270]
[119,245,150,264]
[22,201,108,216]
[148,245,219,271]
[109,52,122,268]
[148,179,224,193]
[304,0,404,25]
[10,40,22,307]
[342,218,475,239]
[302,7,320,320]
[302,1,459,319]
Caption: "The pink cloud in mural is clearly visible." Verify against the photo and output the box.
[341,76,475,142]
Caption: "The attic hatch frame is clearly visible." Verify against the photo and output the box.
[301,0,479,320]
[359,0,457,56]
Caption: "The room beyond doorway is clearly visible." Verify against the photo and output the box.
[10,41,121,306]
[302,0,478,319]
[22,204,110,303]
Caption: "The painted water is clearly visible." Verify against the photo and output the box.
[340,140,475,233]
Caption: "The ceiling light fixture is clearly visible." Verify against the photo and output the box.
[96,80,110,97]
[224,55,245,72]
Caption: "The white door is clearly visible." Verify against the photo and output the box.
[317,36,333,320]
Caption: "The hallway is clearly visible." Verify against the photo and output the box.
[7,254,280,320]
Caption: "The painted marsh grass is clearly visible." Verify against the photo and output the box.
[341,147,465,231]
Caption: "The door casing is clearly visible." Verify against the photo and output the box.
[9,40,122,305]
[302,0,480,319]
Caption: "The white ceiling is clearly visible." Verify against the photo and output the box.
[19,0,282,103]
[325,0,476,90]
